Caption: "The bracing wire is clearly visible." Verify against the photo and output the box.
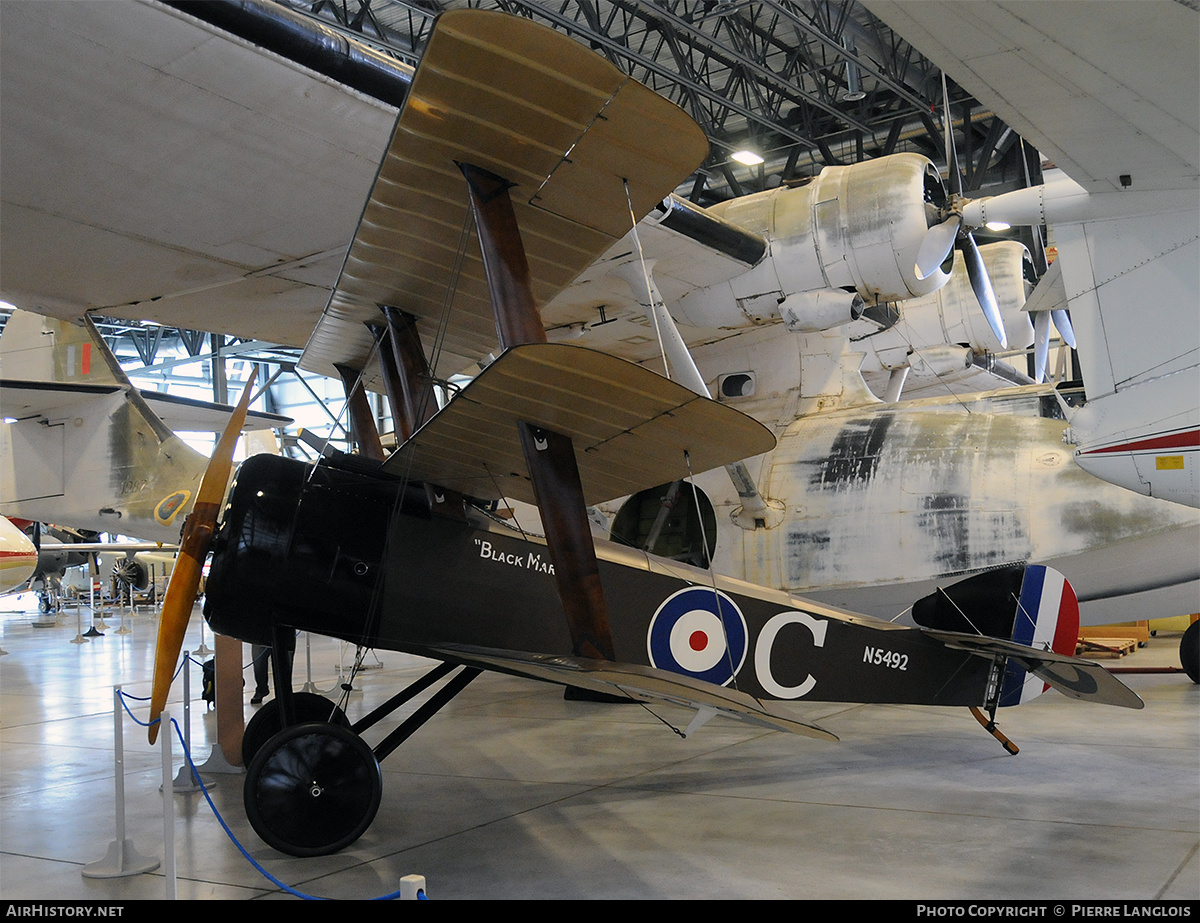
[684,448,742,694]
[622,178,671,380]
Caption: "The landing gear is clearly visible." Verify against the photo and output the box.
[970,705,1020,755]
[240,653,481,856]
[244,722,382,858]
[242,692,349,765]
[1181,621,1199,684]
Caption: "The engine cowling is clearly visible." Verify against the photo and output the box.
[672,153,952,329]
[779,289,865,333]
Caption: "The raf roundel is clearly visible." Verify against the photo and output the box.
[647,587,748,686]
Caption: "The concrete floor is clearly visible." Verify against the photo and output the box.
[0,594,1196,901]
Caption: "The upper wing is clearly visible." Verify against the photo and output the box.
[298,9,709,385]
[862,2,1199,193]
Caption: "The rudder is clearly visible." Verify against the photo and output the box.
[999,565,1080,706]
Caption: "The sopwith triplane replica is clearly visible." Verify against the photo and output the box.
[147,10,1140,857]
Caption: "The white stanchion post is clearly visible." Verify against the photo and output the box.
[93,574,109,631]
[82,687,159,879]
[195,618,212,658]
[399,875,427,900]
[172,652,206,792]
[301,632,317,693]
[162,708,176,900]
[70,604,89,645]
[115,586,131,635]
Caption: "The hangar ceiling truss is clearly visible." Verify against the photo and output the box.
[276,0,1031,202]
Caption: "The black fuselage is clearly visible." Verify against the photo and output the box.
[204,453,995,706]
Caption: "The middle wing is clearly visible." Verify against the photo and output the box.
[383,342,775,505]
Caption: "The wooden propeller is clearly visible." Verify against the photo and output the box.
[148,368,257,743]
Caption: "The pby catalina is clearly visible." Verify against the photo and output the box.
[862,0,1200,507]
[122,12,1140,858]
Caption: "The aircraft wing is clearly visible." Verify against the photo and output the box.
[138,392,290,434]
[861,2,1199,194]
[297,10,776,499]
[428,643,838,741]
[384,342,775,505]
[36,540,178,556]
[1,381,287,433]
[0,1,399,345]
[1,310,287,432]
[298,9,709,386]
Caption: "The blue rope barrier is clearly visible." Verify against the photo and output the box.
[116,689,414,900]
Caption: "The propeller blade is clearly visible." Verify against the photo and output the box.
[1033,310,1051,383]
[148,368,257,743]
[1051,309,1077,349]
[942,72,963,197]
[915,215,960,280]
[961,232,1008,349]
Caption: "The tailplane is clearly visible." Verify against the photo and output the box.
[911,564,1140,754]
[912,565,1140,710]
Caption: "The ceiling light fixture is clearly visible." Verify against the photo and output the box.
[842,36,866,102]
[731,149,764,166]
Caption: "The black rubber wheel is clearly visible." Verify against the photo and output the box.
[244,721,382,857]
[1181,621,1199,685]
[242,692,349,766]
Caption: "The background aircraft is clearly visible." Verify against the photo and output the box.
[535,174,1040,403]
[8,520,176,615]
[860,1,1199,508]
[0,515,37,596]
[1,310,288,544]
[1,4,1194,641]
[597,367,1200,630]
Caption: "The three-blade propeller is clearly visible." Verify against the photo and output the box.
[148,368,257,743]
[1032,309,1077,383]
[914,74,1009,350]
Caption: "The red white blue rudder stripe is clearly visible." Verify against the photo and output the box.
[999,565,1080,706]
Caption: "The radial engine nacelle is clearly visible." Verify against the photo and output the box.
[664,153,951,329]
